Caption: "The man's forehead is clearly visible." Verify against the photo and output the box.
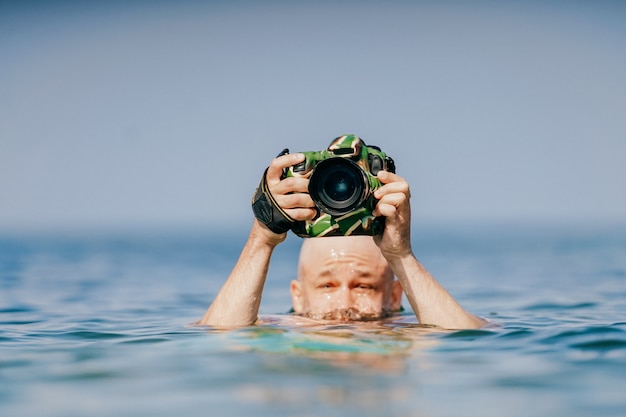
[300,236,381,257]
[315,258,378,274]
[298,236,389,277]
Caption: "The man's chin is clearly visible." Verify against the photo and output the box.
[297,308,393,322]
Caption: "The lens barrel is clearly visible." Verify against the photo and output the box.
[308,158,369,217]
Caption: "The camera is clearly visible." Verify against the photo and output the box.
[285,134,395,237]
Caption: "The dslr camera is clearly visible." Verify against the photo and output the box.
[285,134,395,237]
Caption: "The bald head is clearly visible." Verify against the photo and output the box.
[298,236,393,282]
[291,236,402,320]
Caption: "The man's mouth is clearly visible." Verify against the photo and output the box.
[297,308,393,322]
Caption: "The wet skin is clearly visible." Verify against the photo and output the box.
[200,151,486,329]
[290,236,403,321]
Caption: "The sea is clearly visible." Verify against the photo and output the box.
[1,222,625,417]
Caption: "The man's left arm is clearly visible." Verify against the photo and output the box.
[373,171,486,330]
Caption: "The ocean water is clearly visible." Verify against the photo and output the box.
[1,223,625,417]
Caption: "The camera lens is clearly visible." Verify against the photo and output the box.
[323,169,356,201]
[309,158,369,217]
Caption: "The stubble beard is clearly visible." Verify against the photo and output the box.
[297,307,393,322]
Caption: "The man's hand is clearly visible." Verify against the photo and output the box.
[372,170,413,260]
[266,153,317,221]
[255,153,317,244]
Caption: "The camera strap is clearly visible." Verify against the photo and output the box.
[251,168,296,234]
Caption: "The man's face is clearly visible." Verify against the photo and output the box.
[290,236,402,321]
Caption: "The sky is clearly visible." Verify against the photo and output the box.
[1,0,625,233]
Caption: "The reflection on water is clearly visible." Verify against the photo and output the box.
[217,315,439,374]
[191,317,440,415]
[1,225,625,417]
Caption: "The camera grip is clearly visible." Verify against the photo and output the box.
[251,168,296,234]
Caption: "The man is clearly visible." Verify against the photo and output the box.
[200,144,485,329]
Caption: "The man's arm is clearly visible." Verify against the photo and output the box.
[373,170,486,329]
[198,153,316,327]
[386,253,486,329]
[198,219,282,327]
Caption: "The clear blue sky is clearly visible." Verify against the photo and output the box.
[1,0,625,232]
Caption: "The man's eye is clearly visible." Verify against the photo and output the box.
[356,284,374,290]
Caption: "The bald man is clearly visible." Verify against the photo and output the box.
[200,151,485,329]
[290,236,403,321]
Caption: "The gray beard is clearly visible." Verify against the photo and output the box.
[297,307,393,322]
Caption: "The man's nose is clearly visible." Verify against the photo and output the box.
[335,286,354,309]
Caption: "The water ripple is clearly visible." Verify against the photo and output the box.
[523,301,598,311]
[571,339,626,351]
[442,329,497,340]
[536,325,626,355]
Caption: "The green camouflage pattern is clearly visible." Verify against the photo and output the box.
[286,134,392,237]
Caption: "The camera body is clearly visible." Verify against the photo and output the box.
[285,134,395,237]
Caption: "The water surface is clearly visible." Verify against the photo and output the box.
[1,224,625,416]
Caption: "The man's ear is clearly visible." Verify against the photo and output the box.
[389,280,403,311]
[290,280,304,313]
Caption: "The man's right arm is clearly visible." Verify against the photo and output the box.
[198,219,284,327]
[198,153,315,328]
